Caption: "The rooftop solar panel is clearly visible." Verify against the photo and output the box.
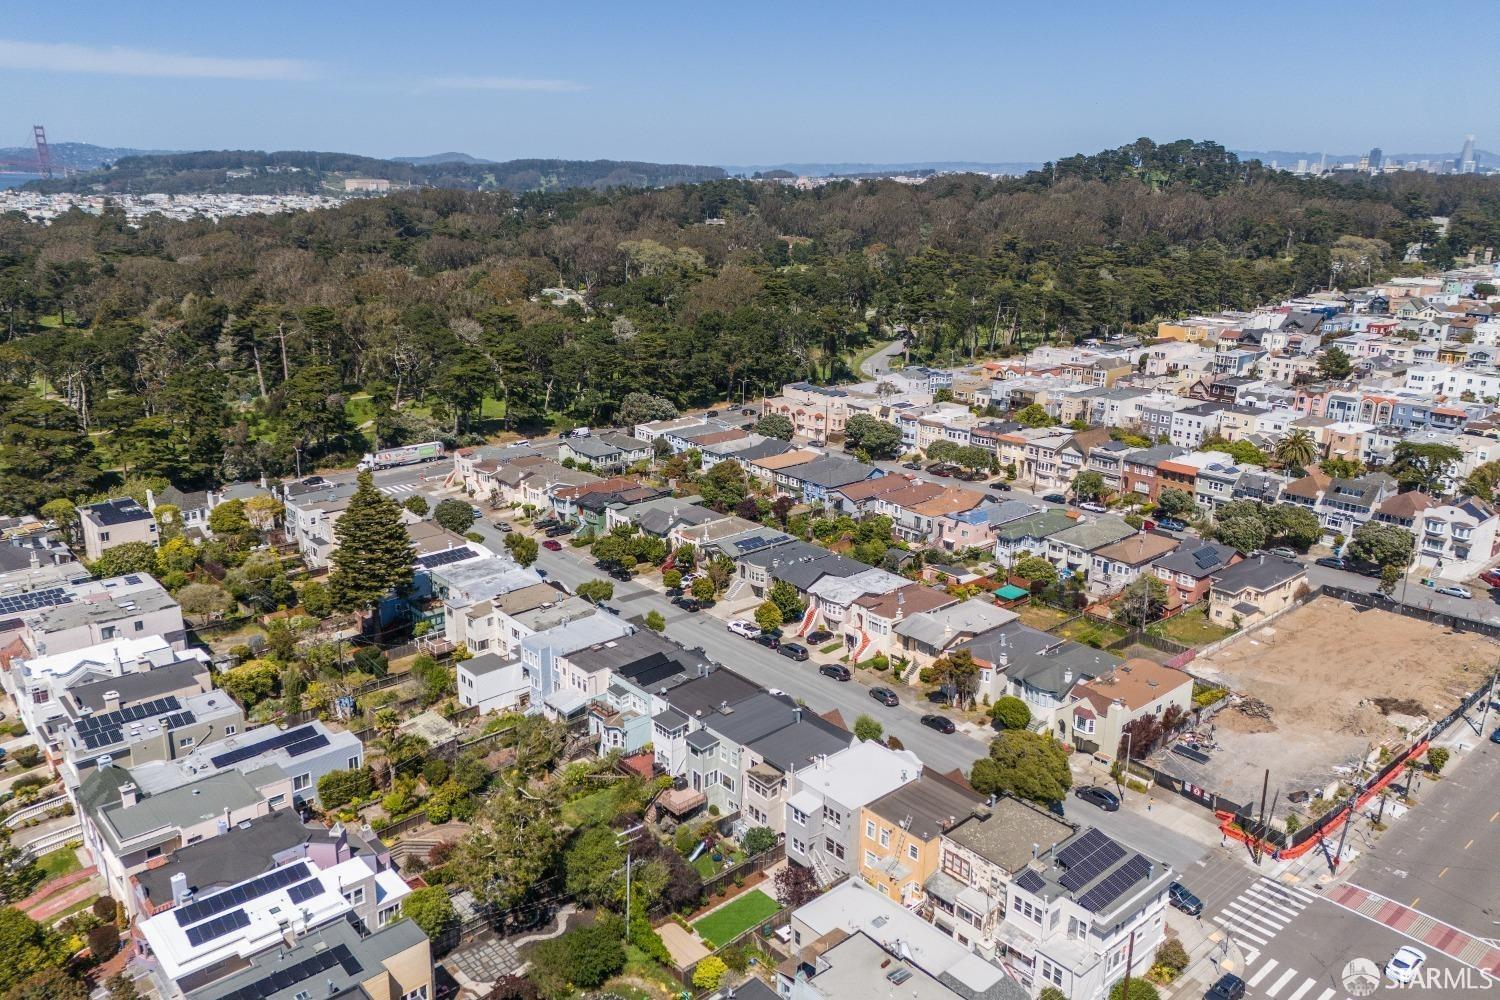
[1014,869,1045,894]
[174,862,311,926]
[285,878,322,904]
[1055,827,1111,869]
[183,908,251,946]
[215,944,361,1000]
[1059,837,1125,892]
[209,725,321,769]
[284,733,330,758]
[1077,853,1152,913]
[0,587,74,616]
[77,696,183,733]
[417,547,476,569]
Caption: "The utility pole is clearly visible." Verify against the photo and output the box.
[1120,928,1136,1000]
[617,823,644,932]
[1476,669,1498,736]
[1331,743,1371,873]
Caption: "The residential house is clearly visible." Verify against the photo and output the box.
[456,651,531,715]
[844,585,956,663]
[1086,532,1181,596]
[776,456,882,504]
[736,542,866,610]
[1168,401,1227,449]
[785,740,923,884]
[874,484,985,545]
[936,500,1037,553]
[558,432,651,472]
[1064,659,1194,760]
[992,509,1078,568]
[857,771,983,907]
[745,449,823,489]
[12,574,186,660]
[1044,516,1136,578]
[761,383,857,440]
[959,623,1121,729]
[891,599,1018,671]
[520,607,635,719]
[0,533,87,595]
[79,497,159,561]
[1151,540,1241,607]
[57,686,244,790]
[1119,446,1186,500]
[1408,497,1500,578]
[826,473,913,516]
[800,568,909,641]
[1208,554,1308,628]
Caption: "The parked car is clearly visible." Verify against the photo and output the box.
[1074,785,1121,812]
[1168,881,1203,916]
[806,630,834,644]
[706,410,719,417]
[869,686,899,707]
[608,567,633,581]
[1076,501,1108,513]
[920,714,956,734]
[493,521,513,533]
[676,597,703,613]
[778,642,809,661]
[902,462,923,471]
[1267,546,1298,559]
[1204,973,1246,1000]
[1156,517,1188,532]
[953,469,986,482]
[1384,946,1427,985]
[727,619,761,639]
[470,506,485,519]
[1314,555,1346,570]
[1041,493,1068,504]
[819,664,852,681]
[535,516,559,529]
[545,525,572,538]
[928,464,955,478]
[754,633,781,650]
[1490,727,1500,744]
[990,482,1012,492]
[1480,569,1500,588]
[541,539,562,551]
[740,407,755,416]
[1436,585,1472,599]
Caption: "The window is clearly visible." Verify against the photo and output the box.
[822,805,842,829]
[294,992,311,1000]
[942,850,972,883]
[269,794,286,808]
[824,838,845,860]
[865,851,878,868]
[344,887,366,906]
[178,736,194,748]
[145,846,162,860]
[879,828,890,848]
[399,987,429,1000]
[134,621,144,631]
[378,904,400,928]
[907,844,920,861]
[865,820,876,839]
[225,725,237,736]
[293,773,312,791]
[347,756,362,770]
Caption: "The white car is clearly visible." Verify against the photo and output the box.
[727,620,761,639]
[1384,946,1426,984]
[1436,585,1472,599]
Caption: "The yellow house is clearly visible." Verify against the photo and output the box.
[857,771,982,908]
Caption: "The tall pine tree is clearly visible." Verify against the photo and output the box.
[329,471,414,612]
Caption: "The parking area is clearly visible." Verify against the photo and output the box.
[1156,596,1495,821]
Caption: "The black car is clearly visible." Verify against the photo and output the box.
[544,525,571,538]
[819,664,851,681]
[754,633,781,651]
[1205,973,1246,1000]
[1314,555,1347,570]
[920,714,956,734]
[535,517,559,529]
[1168,881,1203,916]
[806,630,834,644]
[706,409,719,417]
[778,642,809,661]
[902,462,923,471]
[990,483,1012,495]
[608,568,633,582]
[870,686,899,707]
[1041,493,1068,504]
[677,598,702,613]
[1075,786,1121,812]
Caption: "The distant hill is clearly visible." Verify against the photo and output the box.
[0,140,179,172]
[23,149,727,195]
[721,160,1043,177]
[391,152,497,166]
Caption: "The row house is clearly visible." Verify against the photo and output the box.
[760,382,856,440]
[1086,532,1180,597]
[936,499,1037,552]
[1119,445,1186,500]
[890,599,1018,671]
[993,508,1079,568]
[1208,554,1308,628]
[1151,538,1241,606]
[1044,516,1136,579]
[857,771,984,908]
[775,455,882,504]
[1193,460,1261,515]
[843,584,956,663]
[827,472,915,516]
[1064,659,1195,761]
[873,484,985,544]
[1135,397,1194,442]
[801,568,909,645]
[1168,401,1227,449]
[6,575,186,662]
[785,740,924,884]
[1407,496,1500,579]
[1084,439,1134,493]
[961,621,1121,721]
[557,432,652,472]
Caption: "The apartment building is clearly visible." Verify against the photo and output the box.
[857,771,982,907]
[11,574,186,659]
[129,721,364,809]
[785,740,923,884]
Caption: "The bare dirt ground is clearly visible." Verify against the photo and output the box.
[1160,597,1495,817]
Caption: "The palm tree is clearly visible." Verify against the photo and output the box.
[1275,429,1317,470]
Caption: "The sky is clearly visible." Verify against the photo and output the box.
[1,0,1492,166]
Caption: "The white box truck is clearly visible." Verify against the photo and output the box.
[357,441,445,471]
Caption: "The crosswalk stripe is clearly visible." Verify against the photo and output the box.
[1261,877,1320,902]
[1265,968,1299,997]
[1313,989,1335,1000]
[1242,887,1304,919]
[1242,946,1260,964]
[1225,901,1286,934]
[1213,915,1270,946]
[1285,978,1317,1000]
[1247,959,1279,987]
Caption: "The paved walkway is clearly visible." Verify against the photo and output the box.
[16,864,94,911]
[1324,882,1500,976]
[657,921,710,967]
[27,873,101,921]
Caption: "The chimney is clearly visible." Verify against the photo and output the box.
[145,488,156,511]
[103,690,121,711]
[119,782,138,808]
[170,871,190,905]
[1063,668,1073,685]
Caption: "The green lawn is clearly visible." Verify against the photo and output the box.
[1057,617,1126,649]
[561,781,645,829]
[691,846,745,879]
[1156,607,1236,647]
[35,846,81,882]
[1018,603,1072,630]
[692,889,780,948]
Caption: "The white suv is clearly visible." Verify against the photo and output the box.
[727,620,761,639]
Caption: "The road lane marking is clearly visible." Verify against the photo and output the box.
[1260,877,1320,901]
[1242,946,1260,964]
[1242,888,1303,919]
[1286,978,1317,1000]
[1247,959,1279,987]
[1465,839,1474,850]
[1265,968,1299,997]
[1490,810,1498,823]
[1411,896,1420,907]
[1439,866,1449,878]
[1224,902,1285,935]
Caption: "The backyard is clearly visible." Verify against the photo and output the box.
[691,844,746,879]
[692,889,781,948]
[1056,616,1127,648]
[35,845,81,881]
[1017,603,1072,631]
[1154,607,1236,647]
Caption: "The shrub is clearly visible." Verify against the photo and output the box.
[91,897,116,923]
[692,956,728,991]
[317,768,374,810]
[1155,938,1189,974]
[1426,746,1450,774]
[743,826,777,855]
[628,914,672,966]
[9,746,41,770]
[422,759,451,787]
[990,696,1031,730]
[529,921,625,995]
[401,886,458,941]
[87,924,120,961]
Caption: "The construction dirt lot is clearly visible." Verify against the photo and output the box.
[1155,596,1496,820]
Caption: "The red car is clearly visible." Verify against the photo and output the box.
[1480,570,1500,588]
[542,539,563,551]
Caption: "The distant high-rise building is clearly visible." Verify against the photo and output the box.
[1460,134,1477,174]
[1368,147,1383,172]
[1296,158,1308,174]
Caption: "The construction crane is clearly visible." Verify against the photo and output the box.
[32,125,53,178]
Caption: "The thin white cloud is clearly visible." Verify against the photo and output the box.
[0,38,314,81]
[426,75,585,93]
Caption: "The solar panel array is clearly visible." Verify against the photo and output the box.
[1192,547,1225,571]
[0,587,74,616]
[76,696,190,750]
[1058,837,1126,892]
[285,732,330,758]
[1077,853,1152,913]
[1055,827,1112,869]
[1014,869,1045,894]
[285,878,323,905]
[174,862,311,926]
[209,726,322,769]
[418,547,476,569]
[184,908,251,946]
[216,943,362,1000]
